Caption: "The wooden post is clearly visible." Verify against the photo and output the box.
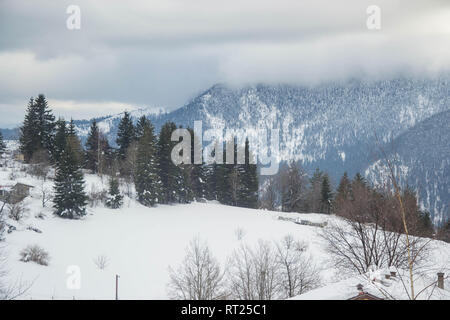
[115,274,120,300]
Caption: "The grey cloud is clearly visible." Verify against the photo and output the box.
[0,0,449,127]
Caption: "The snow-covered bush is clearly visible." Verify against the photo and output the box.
[8,202,27,222]
[104,178,123,209]
[19,245,50,266]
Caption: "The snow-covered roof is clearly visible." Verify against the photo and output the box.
[291,269,450,300]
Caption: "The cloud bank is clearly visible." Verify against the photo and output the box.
[0,0,449,126]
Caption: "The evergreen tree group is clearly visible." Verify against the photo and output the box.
[0,131,5,156]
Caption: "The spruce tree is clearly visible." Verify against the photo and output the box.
[84,120,111,174]
[281,162,307,212]
[135,120,161,206]
[68,118,77,136]
[53,118,67,164]
[237,139,258,208]
[204,163,219,201]
[185,128,206,201]
[34,94,56,154]
[158,122,183,203]
[105,177,124,209]
[334,172,352,212]
[0,131,5,156]
[135,115,150,141]
[321,174,333,214]
[53,135,87,219]
[85,120,100,172]
[19,98,40,162]
[19,95,56,162]
[116,111,135,159]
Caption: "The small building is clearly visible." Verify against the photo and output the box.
[0,182,34,204]
[13,152,25,162]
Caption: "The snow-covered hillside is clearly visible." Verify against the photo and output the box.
[1,142,449,300]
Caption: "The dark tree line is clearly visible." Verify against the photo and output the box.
[260,162,434,237]
[19,99,259,216]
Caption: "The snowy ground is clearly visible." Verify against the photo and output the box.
[3,200,332,299]
[1,140,449,300]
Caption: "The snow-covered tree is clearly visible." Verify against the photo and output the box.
[105,177,123,209]
[116,111,135,160]
[135,120,161,206]
[53,136,88,219]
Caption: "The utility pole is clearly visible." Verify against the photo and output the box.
[115,274,120,300]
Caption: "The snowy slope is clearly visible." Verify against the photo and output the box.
[1,148,450,300]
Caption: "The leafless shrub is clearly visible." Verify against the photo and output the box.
[168,237,225,300]
[38,179,53,208]
[28,149,50,179]
[88,185,107,208]
[275,235,321,298]
[1,244,33,300]
[19,245,50,266]
[234,227,246,241]
[8,202,27,222]
[93,255,109,270]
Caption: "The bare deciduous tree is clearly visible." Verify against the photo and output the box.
[226,240,279,300]
[259,176,278,211]
[168,237,225,300]
[275,235,321,298]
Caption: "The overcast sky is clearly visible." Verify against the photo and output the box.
[1,0,449,127]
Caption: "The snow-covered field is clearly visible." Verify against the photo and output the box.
[1,140,449,300]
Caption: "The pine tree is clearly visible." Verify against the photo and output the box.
[34,94,56,154]
[0,131,5,156]
[53,135,88,219]
[53,118,67,164]
[321,174,333,214]
[353,172,366,187]
[214,141,233,205]
[281,162,307,212]
[116,111,135,159]
[85,120,100,172]
[19,98,40,162]
[237,139,258,208]
[85,120,111,174]
[19,95,56,162]
[334,172,352,212]
[307,168,324,212]
[157,122,184,203]
[135,120,161,206]
[68,118,77,136]
[105,177,124,209]
[135,115,150,141]
[204,163,219,201]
